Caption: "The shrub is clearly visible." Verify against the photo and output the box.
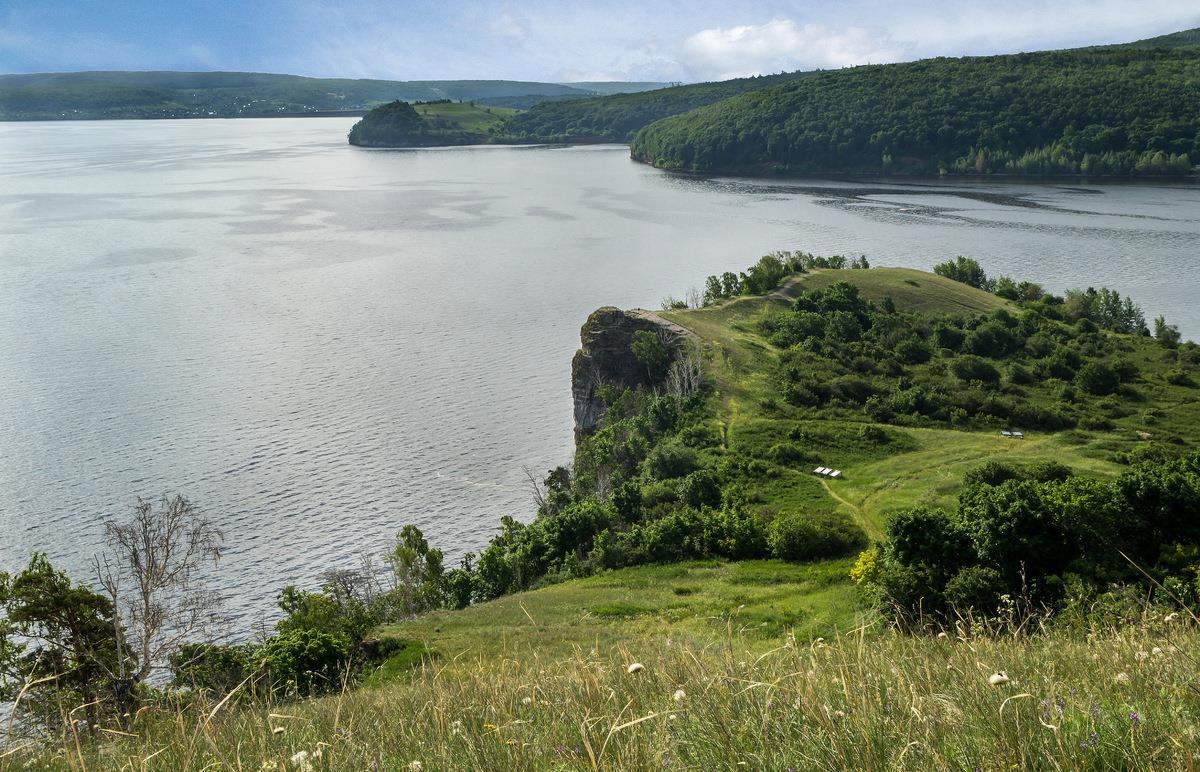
[258,629,351,696]
[767,511,868,562]
[944,566,1006,612]
[645,439,698,479]
[1076,361,1120,395]
[951,356,1001,384]
[679,469,722,509]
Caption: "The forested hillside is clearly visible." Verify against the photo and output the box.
[504,70,814,141]
[631,43,1200,177]
[0,71,663,120]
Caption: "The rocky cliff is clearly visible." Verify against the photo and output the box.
[571,307,696,443]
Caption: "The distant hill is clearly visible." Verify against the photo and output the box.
[1119,26,1200,49]
[0,71,661,120]
[631,42,1200,177]
[348,100,522,147]
[504,70,816,142]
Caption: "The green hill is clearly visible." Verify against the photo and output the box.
[1121,26,1200,49]
[347,100,520,146]
[0,71,661,120]
[504,70,816,142]
[33,261,1200,771]
[630,43,1200,177]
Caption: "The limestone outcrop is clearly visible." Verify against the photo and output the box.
[571,307,696,443]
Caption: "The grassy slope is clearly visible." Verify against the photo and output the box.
[40,267,1200,770]
[662,268,1197,538]
[413,102,519,133]
[370,559,863,681]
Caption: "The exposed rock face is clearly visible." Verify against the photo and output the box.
[572,307,696,443]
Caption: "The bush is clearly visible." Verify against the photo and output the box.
[645,439,698,479]
[767,511,868,562]
[258,629,352,696]
[944,566,1006,613]
[679,469,722,509]
[951,356,1001,384]
[1076,361,1120,395]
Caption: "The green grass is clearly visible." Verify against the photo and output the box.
[777,267,1011,314]
[662,267,1200,540]
[375,560,864,672]
[413,102,519,133]
[38,611,1200,770]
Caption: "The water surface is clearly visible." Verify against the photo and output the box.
[1,118,1197,624]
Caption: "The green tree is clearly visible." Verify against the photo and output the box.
[630,330,670,381]
[0,554,126,731]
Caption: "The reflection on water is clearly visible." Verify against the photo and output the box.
[1,118,1198,626]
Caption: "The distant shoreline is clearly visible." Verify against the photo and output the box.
[0,110,369,122]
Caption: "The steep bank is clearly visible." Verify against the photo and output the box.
[571,306,696,442]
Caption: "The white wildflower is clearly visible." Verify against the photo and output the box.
[522,696,533,705]
[1114,672,1131,684]
[407,762,423,772]
[1135,650,1150,662]
[627,662,644,674]
[673,689,686,702]
[988,671,1010,686]
[1152,646,1164,656]
[289,750,313,772]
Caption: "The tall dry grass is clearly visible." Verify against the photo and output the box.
[6,614,1200,770]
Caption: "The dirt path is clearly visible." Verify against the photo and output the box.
[818,477,869,531]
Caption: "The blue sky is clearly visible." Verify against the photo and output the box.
[2,0,1198,82]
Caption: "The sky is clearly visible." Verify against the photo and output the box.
[1,0,1198,83]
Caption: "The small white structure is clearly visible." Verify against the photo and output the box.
[1000,430,1012,437]
[829,470,843,479]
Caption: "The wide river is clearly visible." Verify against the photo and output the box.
[2,118,1198,626]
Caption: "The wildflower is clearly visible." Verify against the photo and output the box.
[1114,672,1131,684]
[988,671,1010,686]
[1165,612,1180,623]
[1130,711,1141,727]
[668,713,678,721]
[483,723,498,731]
[1134,650,1149,662]
[1152,646,1164,656]
[627,662,645,674]
[289,751,314,772]
[673,689,686,702]
[522,696,533,705]
[407,763,424,772]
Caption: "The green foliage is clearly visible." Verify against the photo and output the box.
[0,71,604,120]
[875,451,1200,621]
[631,46,1200,178]
[0,554,126,730]
[630,330,670,380]
[767,511,868,562]
[933,256,992,290]
[257,628,351,697]
[169,642,250,696]
[507,71,814,142]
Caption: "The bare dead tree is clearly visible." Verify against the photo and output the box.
[523,465,549,515]
[100,495,225,685]
[665,339,705,402]
[685,285,703,310]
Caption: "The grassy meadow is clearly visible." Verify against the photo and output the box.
[661,267,1199,538]
[27,607,1200,770]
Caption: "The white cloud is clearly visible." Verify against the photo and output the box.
[679,19,910,81]
[489,12,527,42]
